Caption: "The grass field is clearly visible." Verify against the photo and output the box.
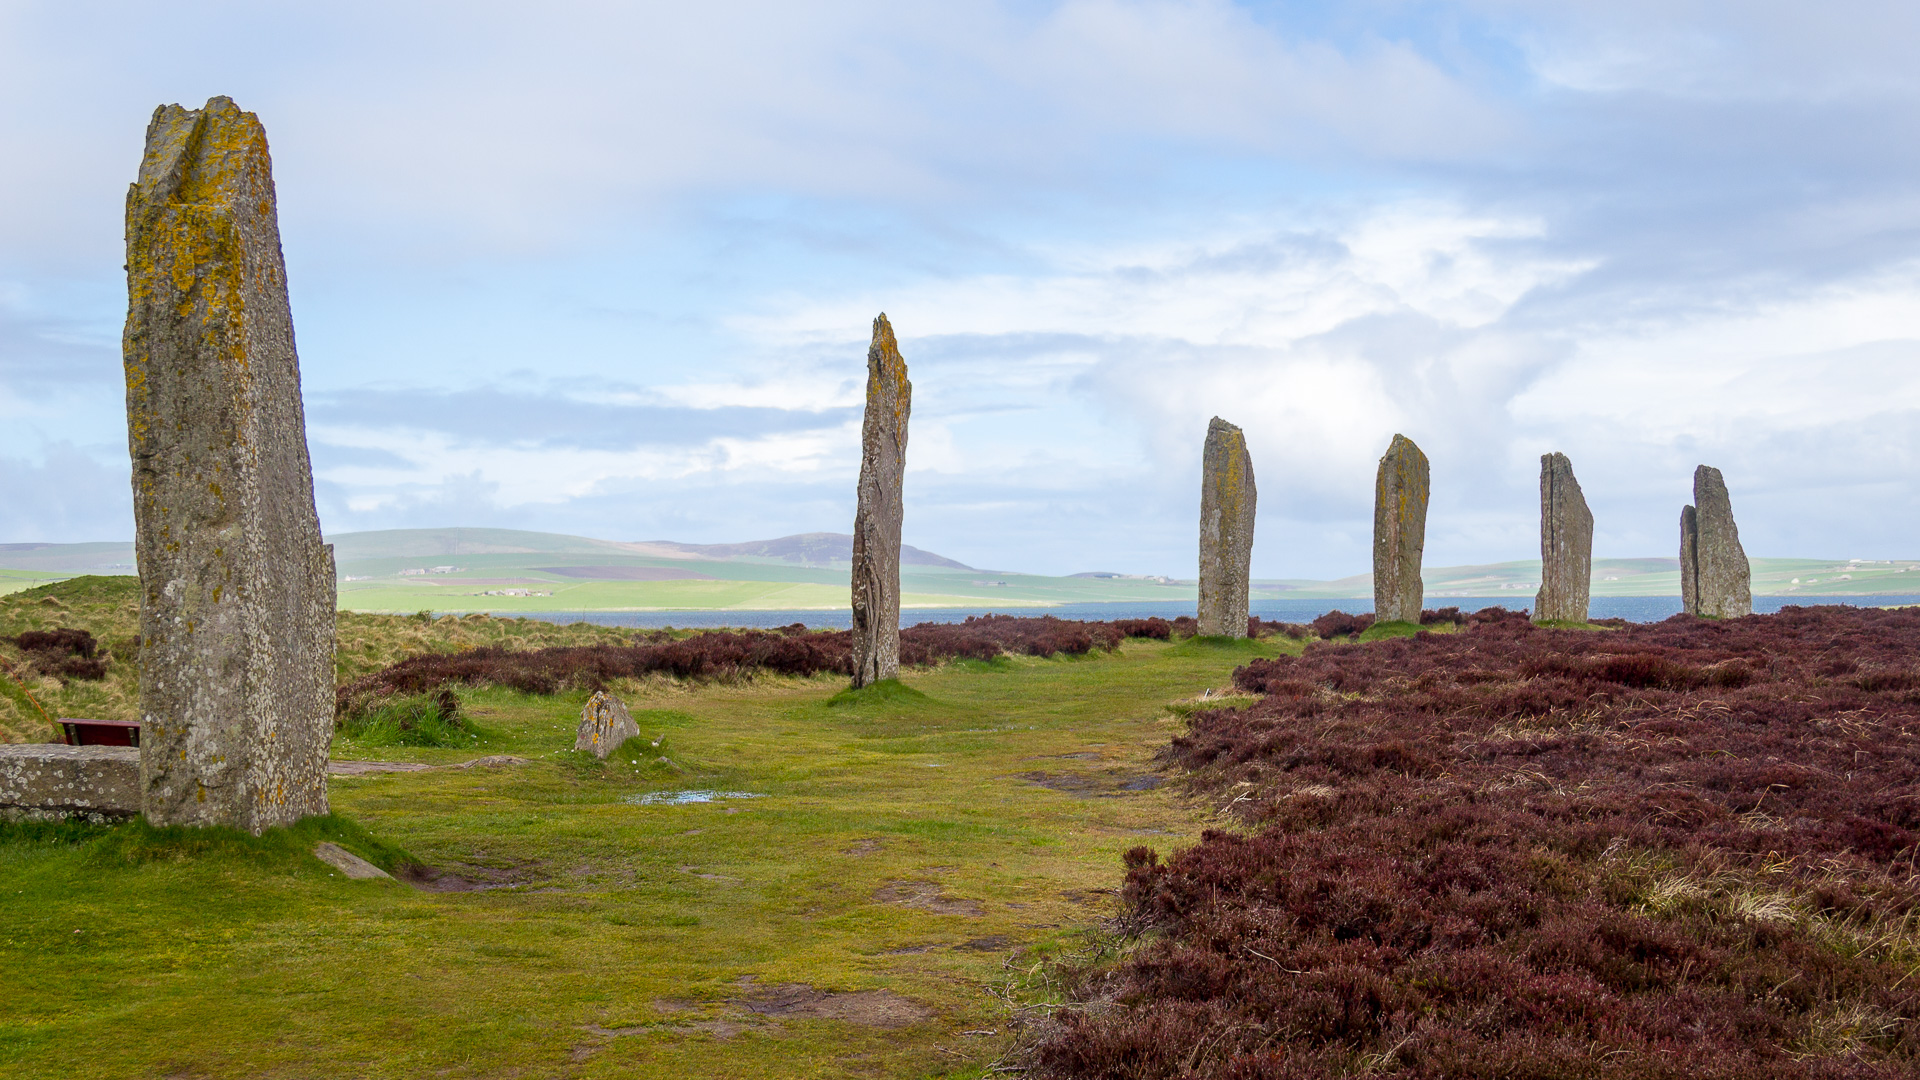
[0,570,68,598]
[0,578,1288,1078]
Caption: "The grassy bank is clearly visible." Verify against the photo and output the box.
[1,604,1288,1077]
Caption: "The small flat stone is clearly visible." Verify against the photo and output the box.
[313,842,392,881]
[327,760,434,776]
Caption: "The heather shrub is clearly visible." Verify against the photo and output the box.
[1024,606,1920,1079]
[338,615,1143,706]
[1309,610,1375,640]
[5,626,109,681]
[1248,618,1310,639]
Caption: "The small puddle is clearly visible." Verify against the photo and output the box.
[624,790,766,806]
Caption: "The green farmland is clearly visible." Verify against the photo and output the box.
[8,529,1920,613]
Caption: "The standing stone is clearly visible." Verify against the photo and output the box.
[1679,505,1699,616]
[850,314,910,688]
[124,98,336,834]
[1533,452,1594,623]
[1372,434,1430,624]
[1196,418,1257,638]
[575,690,641,759]
[1681,465,1751,618]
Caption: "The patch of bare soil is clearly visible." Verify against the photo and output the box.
[677,864,740,883]
[397,856,544,892]
[872,880,984,916]
[454,754,529,769]
[954,934,1012,952]
[326,760,433,776]
[729,983,934,1029]
[841,838,882,855]
[1013,770,1161,796]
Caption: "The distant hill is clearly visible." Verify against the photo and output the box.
[6,531,1919,600]
[325,527,695,561]
[648,532,973,570]
[0,542,135,572]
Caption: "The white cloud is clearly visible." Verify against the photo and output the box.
[1474,0,1920,99]
[309,416,860,513]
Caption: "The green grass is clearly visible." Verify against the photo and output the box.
[1356,619,1425,641]
[0,628,1302,1078]
[335,693,484,750]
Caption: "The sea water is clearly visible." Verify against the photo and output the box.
[461,595,1920,631]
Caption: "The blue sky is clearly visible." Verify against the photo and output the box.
[4,1,1919,576]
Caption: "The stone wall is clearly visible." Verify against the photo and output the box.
[0,745,140,823]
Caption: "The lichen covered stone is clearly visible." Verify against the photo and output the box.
[1372,434,1430,625]
[1681,465,1751,618]
[851,314,911,688]
[575,690,640,759]
[0,745,140,822]
[1197,417,1256,638]
[1534,452,1594,623]
[123,97,335,833]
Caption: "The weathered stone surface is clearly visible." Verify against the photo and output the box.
[313,842,392,881]
[1372,434,1430,624]
[0,745,140,822]
[1197,417,1257,638]
[850,313,911,688]
[575,690,641,759]
[1534,452,1594,624]
[1681,465,1752,618]
[123,98,335,833]
[1679,505,1699,615]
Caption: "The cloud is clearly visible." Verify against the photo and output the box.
[0,0,1509,260]
[1475,0,1920,99]
[305,386,858,452]
[0,443,131,543]
[5,2,1920,580]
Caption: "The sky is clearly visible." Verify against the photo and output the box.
[3,0,1919,578]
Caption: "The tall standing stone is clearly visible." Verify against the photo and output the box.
[850,314,910,687]
[124,98,336,833]
[1533,452,1594,623]
[1196,418,1256,638]
[1680,465,1751,618]
[1372,434,1430,624]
